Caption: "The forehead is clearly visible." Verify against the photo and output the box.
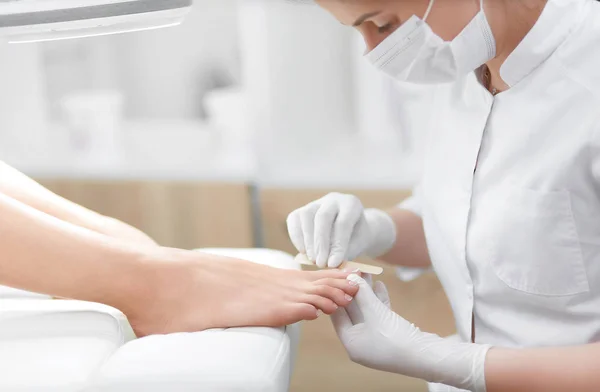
[315,0,426,25]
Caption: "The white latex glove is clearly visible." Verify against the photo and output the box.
[333,274,491,392]
[286,193,396,268]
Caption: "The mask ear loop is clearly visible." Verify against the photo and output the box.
[424,0,484,21]
[423,0,435,21]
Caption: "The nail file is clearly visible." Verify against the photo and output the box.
[295,253,384,275]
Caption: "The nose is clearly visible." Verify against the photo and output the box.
[359,23,398,53]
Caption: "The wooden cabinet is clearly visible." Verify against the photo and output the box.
[259,188,456,392]
[37,180,254,250]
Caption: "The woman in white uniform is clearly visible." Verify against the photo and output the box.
[287,0,600,390]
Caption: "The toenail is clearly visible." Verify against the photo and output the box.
[345,294,353,301]
[316,310,323,317]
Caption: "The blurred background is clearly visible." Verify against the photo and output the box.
[0,0,453,390]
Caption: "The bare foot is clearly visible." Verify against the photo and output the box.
[128,250,359,336]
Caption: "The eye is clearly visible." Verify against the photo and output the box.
[377,23,394,34]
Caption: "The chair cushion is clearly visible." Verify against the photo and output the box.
[87,248,300,392]
[0,300,130,392]
[0,249,299,392]
[87,324,299,392]
[0,286,52,299]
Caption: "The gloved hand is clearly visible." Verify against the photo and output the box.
[286,193,396,268]
[332,274,491,392]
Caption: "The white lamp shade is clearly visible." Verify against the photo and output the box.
[0,0,192,43]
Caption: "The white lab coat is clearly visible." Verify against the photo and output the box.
[396,0,600,390]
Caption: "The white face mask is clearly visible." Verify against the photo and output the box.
[366,0,496,84]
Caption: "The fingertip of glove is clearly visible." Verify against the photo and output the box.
[327,251,344,265]
[374,280,387,292]
[327,258,344,269]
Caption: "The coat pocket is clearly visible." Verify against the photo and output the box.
[484,186,589,296]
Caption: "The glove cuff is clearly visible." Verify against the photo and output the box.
[363,208,397,259]
[431,341,492,392]
[470,345,492,392]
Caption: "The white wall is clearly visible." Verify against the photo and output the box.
[238,0,357,171]
[0,0,428,188]
[114,0,241,119]
[41,37,121,121]
[0,44,48,156]
[236,0,431,187]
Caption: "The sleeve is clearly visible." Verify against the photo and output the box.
[394,185,431,281]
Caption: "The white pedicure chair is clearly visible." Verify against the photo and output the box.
[0,249,300,392]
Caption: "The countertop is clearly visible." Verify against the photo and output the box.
[0,121,420,189]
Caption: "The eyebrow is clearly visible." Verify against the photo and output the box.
[352,11,382,27]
